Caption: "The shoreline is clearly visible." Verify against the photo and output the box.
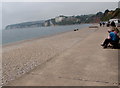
[2,26,99,85]
[3,26,89,48]
[7,26,118,86]
[3,24,92,47]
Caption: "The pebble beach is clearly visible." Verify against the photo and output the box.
[2,27,98,85]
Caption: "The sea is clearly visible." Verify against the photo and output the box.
[1,24,91,45]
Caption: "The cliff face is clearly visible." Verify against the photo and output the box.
[5,21,45,30]
[5,8,120,29]
[78,8,120,23]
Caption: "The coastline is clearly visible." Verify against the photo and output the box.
[3,26,94,52]
[2,26,98,85]
[2,24,91,46]
[3,27,88,47]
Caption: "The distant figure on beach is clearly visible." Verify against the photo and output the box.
[99,22,102,27]
[102,22,105,27]
[111,21,116,27]
[107,21,110,27]
[101,29,119,48]
[74,28,79,31]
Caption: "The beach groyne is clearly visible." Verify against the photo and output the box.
[2,27,98,85]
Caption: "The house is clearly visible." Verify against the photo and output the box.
[55,15,66,23]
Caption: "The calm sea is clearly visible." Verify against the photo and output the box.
[2,24,91,45]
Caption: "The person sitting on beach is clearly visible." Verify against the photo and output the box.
[101,29,119,48]
[114,27,119,35]
[111,27,120,41]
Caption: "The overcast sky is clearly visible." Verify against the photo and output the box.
[1,2,118,29]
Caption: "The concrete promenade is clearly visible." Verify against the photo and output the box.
[6,27,118,86]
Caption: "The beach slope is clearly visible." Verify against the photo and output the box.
[2,26,118,86]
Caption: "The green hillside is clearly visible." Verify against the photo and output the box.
[101,8,120,21]
[5,8,120,29]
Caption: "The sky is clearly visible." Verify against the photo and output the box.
[1,1,119,29]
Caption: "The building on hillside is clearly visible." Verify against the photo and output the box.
[55,15,66,23]
[66,16,80,22]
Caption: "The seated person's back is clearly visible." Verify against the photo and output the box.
[110,32,118,41]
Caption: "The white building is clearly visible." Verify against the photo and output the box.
[55,16,66,23]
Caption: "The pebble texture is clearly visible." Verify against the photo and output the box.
[2,27,97,85]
